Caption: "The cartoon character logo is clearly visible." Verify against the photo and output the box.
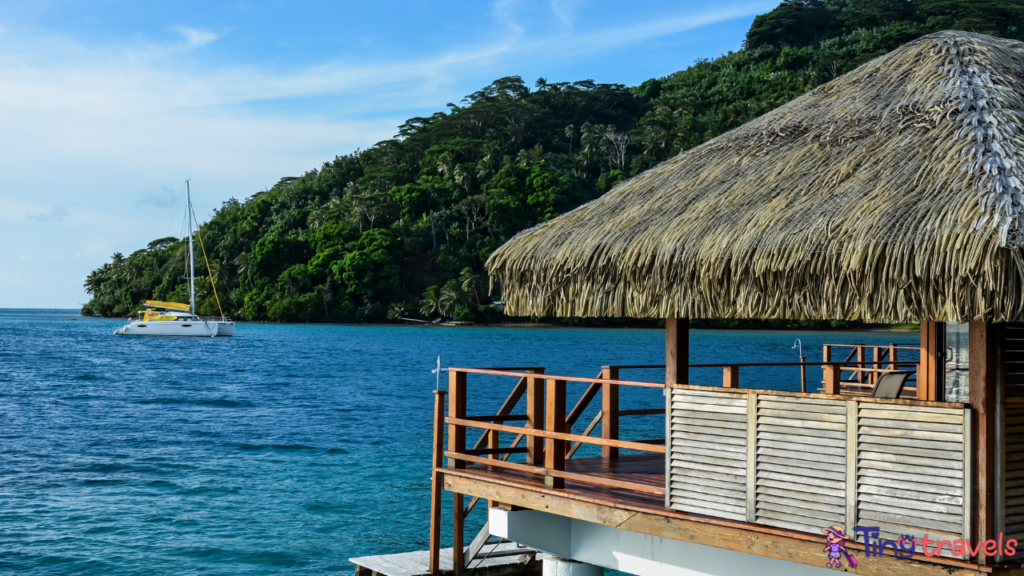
[823,525,858,569]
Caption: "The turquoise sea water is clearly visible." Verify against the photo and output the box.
[0,310,917,575]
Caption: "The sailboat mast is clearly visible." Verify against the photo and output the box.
[187,180,196,317]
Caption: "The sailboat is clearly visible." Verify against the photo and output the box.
[114,182,235,337]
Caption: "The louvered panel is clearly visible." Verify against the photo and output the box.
[1004,324,1024,399]
[668,389,747,521]
[754,395,846,533]
[856,403,966,558]
[1005,397,1024,551]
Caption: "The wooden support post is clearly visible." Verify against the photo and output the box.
[799,356,807,393]
[919,321,945,401]
[824,364,841,395]
[970,321,997,564]
[453,491,464,576]
[526,369,545,465]
[823,345,832,390]
[429,390,446,575]
[666,316,689,385]
[449,370,466,469]
[723,365,739,388]
[872,346,882,386]
[545,378,567,489]
[856,346,866,384]
[602,366,619,459]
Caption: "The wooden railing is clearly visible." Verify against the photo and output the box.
[431,365,665,575]
[823,343,921,396]
[445,367,666,494]
[582,361,917,395]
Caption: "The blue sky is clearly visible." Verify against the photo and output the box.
[0,0,777,308]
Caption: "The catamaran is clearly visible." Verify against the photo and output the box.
[114,182,235,337]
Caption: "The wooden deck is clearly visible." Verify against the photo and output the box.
[454,453,666,513]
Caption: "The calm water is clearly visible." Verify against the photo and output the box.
[0,310,916,575]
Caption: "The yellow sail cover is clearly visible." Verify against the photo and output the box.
[143,310,178,321]
[145,300,190,311]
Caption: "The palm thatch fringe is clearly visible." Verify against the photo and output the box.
[486,32,1024,323]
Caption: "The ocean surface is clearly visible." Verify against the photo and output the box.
[0,309,918,575]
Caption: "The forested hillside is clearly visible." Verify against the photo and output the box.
[82,0,1024,323]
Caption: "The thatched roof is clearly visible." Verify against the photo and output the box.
[487,31,1024,323]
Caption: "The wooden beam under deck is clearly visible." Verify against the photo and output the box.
[442,456,1003,576]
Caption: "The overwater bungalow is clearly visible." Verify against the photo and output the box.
[353,31,1024,576]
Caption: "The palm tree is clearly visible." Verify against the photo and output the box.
[515,144,545,168]
[308,196,346,230]
[436,152,455,177]
[83,265,109,295]
[459,267,481,305]
[319,285,333,318]
[234,252,253,289]
[419,285,442,318]
[439,279,468,317]
[386,301,409,320]
[477,142,501,180]
[565,124,575,155]
[453,164,472,195]
[580,123,605,168]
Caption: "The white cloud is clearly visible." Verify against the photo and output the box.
[27,207,69,223]
[175,26,218,48]
[549,0,583,28]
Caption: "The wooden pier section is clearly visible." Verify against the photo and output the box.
[352,538,539,576]
[417,324,1024,575]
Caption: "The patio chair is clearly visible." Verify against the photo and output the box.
[872,371,912,399]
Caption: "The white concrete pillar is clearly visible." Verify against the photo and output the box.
[543,556,603,576]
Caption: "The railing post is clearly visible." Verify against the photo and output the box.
[799,356,807,393]
[429,390,446,575]
[823,345,832,390]
[602,366,619,459]
[920,321,946,401]
[723,365,739,388]
[824,364,841,395]
[545,378,567,489]
[872,346,881,386]
[449,370,467,469]
[856,346,866,384]
[526,369,545,465]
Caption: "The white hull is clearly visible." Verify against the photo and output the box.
[114,320,235,337]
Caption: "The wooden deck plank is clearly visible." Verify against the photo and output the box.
[351,541,535,576]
